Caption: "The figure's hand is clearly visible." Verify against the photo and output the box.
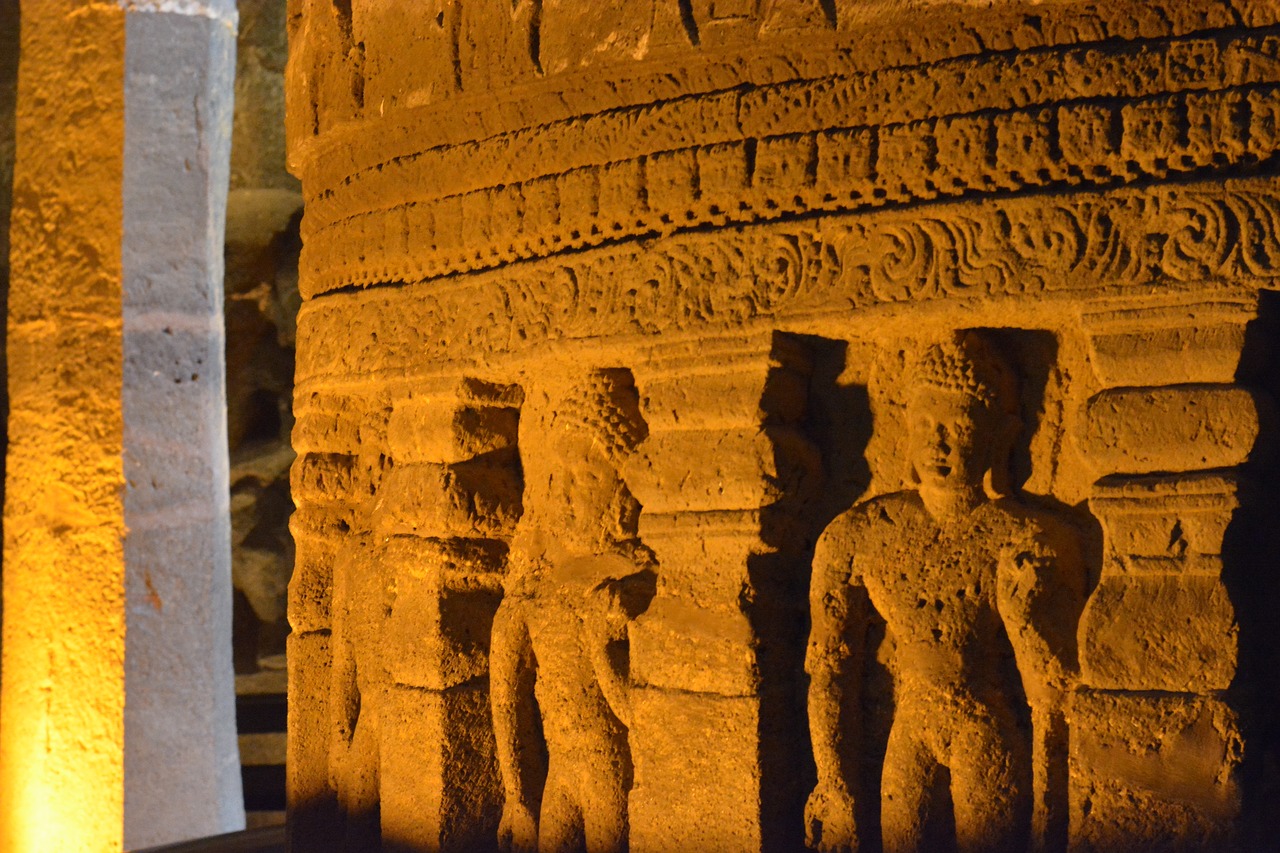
[498,799,538,853]
[585,580,630,643]
[805,781,858,852]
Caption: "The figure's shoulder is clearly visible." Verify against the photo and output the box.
[818,492,922,545]
[856,491,925,525]
[989,496,1085,557]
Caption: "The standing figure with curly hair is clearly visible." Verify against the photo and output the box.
[490,369,655,853]
[805,332,1087,853]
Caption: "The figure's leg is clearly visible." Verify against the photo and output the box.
[538,761,585,853]
[340,701,382,852]
[950,703,1031,853]
[881,717,942,853]
[580,763,629,853]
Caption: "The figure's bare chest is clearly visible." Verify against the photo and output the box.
[857,520,1003,636]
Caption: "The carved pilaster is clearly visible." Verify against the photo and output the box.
[1071,297,1265,851]
[374,379,523,852]
[625,332,821,853]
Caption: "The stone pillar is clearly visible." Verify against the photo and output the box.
[625,333,821,852]
[1,2,243,850]
[375,380,522,852]
[288,378,522,852]
[1071,297,1265,851]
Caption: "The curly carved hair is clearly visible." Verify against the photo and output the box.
[914,330,1019,416]
[550,368,648,460]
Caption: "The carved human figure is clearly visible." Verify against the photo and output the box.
[491,370,655,853]
[806,332,1086,853]
[328,530,391,852]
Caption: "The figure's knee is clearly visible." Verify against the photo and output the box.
[880,738,936,853]
[952,752,1031,853]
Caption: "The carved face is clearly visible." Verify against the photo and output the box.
[905,387,995,492]
[534,429,638,550]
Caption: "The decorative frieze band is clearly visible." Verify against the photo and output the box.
[294,179,1280,387]
[292,16,1280,296]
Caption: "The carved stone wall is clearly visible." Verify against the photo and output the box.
[285,2,1280,851]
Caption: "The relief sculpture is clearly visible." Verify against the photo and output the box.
[805,331,1087,853]
[490,370,656,853]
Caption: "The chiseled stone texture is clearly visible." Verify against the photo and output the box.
[285,2,1280,851]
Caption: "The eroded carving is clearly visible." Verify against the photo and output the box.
[491,370,656,853]
[806,332,1087,853]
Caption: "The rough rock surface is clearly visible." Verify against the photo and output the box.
[284,2,1280,851]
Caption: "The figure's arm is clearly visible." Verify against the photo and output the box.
[328,545,361,787]
[805,521,865,853]
[585,561,654,728]
[996,522,1087,707]
[490,590,539,851]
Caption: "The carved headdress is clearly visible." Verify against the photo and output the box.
[551,368,649,461]
[915,330,1019,417]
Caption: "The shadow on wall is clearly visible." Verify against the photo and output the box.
[1227,288,1280,853]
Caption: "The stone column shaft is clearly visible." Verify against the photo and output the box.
[1,2,243,849]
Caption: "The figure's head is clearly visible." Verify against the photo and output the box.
[907,332,1019,495]
[535,369,648,549]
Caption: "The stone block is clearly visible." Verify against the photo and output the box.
[599,158,646,228]
[647,148,700,221]
[698,142,751,198]
[629,689,764,853]
[1121,97,1183,174]
[557,167,599,222]
[386,571,503,690]
[371,461,522,539]
[1247,87,1280,160]
[1185,91,1248,167]
[626,426,820,514]
[291,452,360,505]
[1079,574,1237,691]
[123,515,238,835]
[640,366,809,431]
[1057,102,1120,177]
[876,123,937,198]
[631,596,758,695]
[638,511,761,602]
[289,531,339,633]
[122,322,224,448]
[1081,300,1253,386]
[753,134,817,204]
[816,127,876,194]
[122,12,231,318]
[995,108,1057,185]
[1070,691,1241,853]
[1089,473,1243,569]
[934,114,995,190]
[387,399,519,465]
[124,440,221,521]
[380,683,500,853]
[357,0,459,111]
[1081,385,1263,476]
